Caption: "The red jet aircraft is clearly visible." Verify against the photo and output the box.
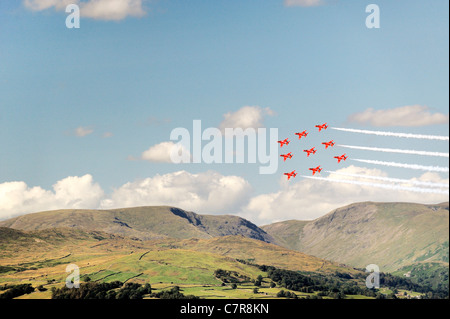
[278,138,290,147]
[309,166,322,175]
[295,130,308,139]
[334,154,348,163]
[303,147,317,157]
[284,170,297,180]
[315,123,328,131]
[322,140,335,149]
[280,152,293,161]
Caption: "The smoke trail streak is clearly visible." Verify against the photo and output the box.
[301,175,449,195]
[338,144,449,158]
[325,171,449,188]
[331,127,449,141]
[351,158,449,172]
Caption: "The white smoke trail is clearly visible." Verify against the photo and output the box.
[301,175,449,195]
[331,127,449,141]
[325,170,449,188]
[351,158,449,173]
[338,144,449,158]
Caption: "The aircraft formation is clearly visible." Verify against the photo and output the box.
[278,123,348,180]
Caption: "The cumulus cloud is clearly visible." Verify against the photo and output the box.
[23,0,145,21]
[240,165,449,225]
[2,168,447,225]
[0,174,104,220]
[219,106,274,133]
[23,0,72,10]
[284,0,324,7]
[101,170,252,214]
[141,141,191,163]
[80,0,145,21]
[75,126,94,137]
[348,105,449,127]
[0,171,252,220]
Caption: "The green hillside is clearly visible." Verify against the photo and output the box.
[0,206,274,243]
[1,202,447,299]
[260,220,311,251]
[262,202,449,273]
[0,227,371,299]
[155,235,355,274]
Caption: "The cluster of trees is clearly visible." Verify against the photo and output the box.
[251,261,448,299]
[51,281,151,299]
[214,269,250,284]
[51,281,200,299]
[353,270,448,299]
[261,266,385,299]
[254,275,263,287]
[116,283,152,299]
[0,284,34,299]
[276,290,298,299]
[151,286,198,299]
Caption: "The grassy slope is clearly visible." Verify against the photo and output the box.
[262,202,449,273]
[0,227,360,299]
[174,236,355,274]
[260,220,311,251]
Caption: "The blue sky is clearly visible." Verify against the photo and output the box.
[0,0,448,224]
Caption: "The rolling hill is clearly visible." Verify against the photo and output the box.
[0,226,363,299]
[1,202,447,299]
[0,206,275,243]
[262,202,449,272]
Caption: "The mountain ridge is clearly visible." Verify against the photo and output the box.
[0,206,275,244]
[262,201,449,272]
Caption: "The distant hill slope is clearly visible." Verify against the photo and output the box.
[0,227,354,275]
[166,235,356,274]
[0,206,275,244]
[0,227,360,295]
[262,202,449,272]
[260,220,311,251]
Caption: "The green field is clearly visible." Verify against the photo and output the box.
[1,222,441,299]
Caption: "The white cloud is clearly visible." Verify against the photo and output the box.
[101,170,252,214]
[80,0,145,21]
[74,126,94,137]
[0,174,104,220]
[283,0,324,7]
[23,0,145,21]
[348,105,449,127]
[240,165,449,225]
[412,171,449,185]
[23,0,73,11]
[1,168,447,225]
[0,171,251,220]
[141,141,191,163]
[219,106,274,133]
